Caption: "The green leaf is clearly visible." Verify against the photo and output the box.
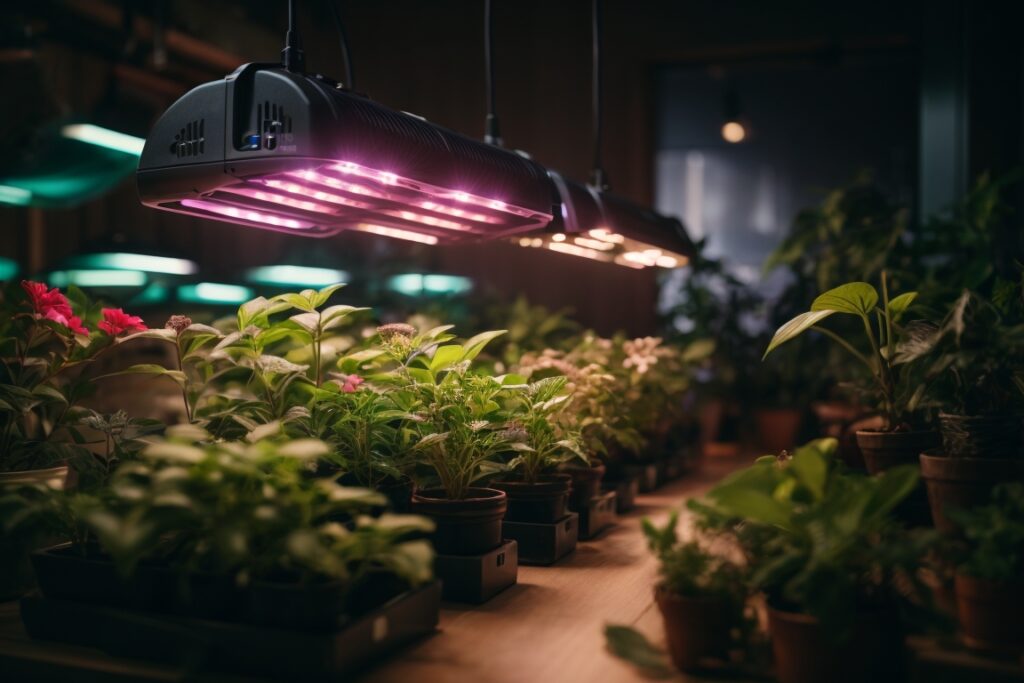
[811,282,878,316]
[887,292,918,321]
[764,310,836,358]
[312,283,346,308]
[461,330,507,362]
[603,625,672,678]
[118,328,178,344]
[96,364,187,388]
[33,385,68,404]
[429,344,465,371]
[321,305,367,331]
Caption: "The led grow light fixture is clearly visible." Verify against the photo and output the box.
[137,62,554,239]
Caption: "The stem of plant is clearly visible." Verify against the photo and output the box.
[174,338,193,423]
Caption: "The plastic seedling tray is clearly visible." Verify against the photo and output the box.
[434,540,518,604]
[603,476,639,513]
[502,513,578,566]
[19,582,441,680]
[577,491,617,540]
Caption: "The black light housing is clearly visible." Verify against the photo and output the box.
[137,63,555,242]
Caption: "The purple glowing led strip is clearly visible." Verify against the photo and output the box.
[174,159,552,238]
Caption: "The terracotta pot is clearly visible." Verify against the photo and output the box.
[856,430,939,526]
[939,412,1023,459]
[767,605,904,683]
[920,452,1024,533]
[491,475,571,523]
[755,408,803,454]
[955,574,1024,652]
[561,460,606,507]
[410,487,507,556]
[656,589,732,672]
[0,464,70,489]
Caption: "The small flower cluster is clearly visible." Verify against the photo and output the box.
[21,280,147,337]
[622,336,664,375]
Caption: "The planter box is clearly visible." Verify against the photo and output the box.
[603,477,639,513]
[577,491,617,540]
[434,540,518,604]
[626,464,659,493]
[20,582,441,680]
[502,513,578,565]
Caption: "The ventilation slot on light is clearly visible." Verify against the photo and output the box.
[171,119,205,158]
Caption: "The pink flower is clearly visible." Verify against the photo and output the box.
[21,280,88,335]
[98,308,147,336]
[340,374,364,393]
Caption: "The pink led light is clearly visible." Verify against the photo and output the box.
[357,224,439,245]
[221,186,334,214]
[181,199,315,230]
[264,179,373,209]
[420,201,494,224]
[288,170,388,199]
[383,209,470,232]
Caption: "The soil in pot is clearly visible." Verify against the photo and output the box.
[491,475,571,524]
[939,413,1023,459]
[656,589,733,672]
[410,487,507,556]
[955,574,1024,652]
[561,460,606,508]
[856,429,940,526]
[920,452,1024,533]
[767,605,904,683]
[755,408,803,455]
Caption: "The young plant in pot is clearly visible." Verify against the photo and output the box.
[379,325,514,556]
[764,275,937,523]
[691,438,935,683]
[32,426,435,630]
[898,291,1024,532]
[945,482,1024,652]
[490,376,587,523]
[643,510,746,673]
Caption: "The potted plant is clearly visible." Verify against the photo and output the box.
[490,376,587,523]
[764,275,938,523]
[372,323,513,556]
[26,426,435,629]
[900,292,1024,531]
[642,510,746,672]
[945,482,1024,652]
[690,438,933,683]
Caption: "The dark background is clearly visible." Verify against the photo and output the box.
[1,0,1021,333]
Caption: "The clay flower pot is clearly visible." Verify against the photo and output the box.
[767,605,904,683]
[755,408,803,454]
[491,474,571,524]
[939,412,1023,459]
[656,588,732,672]
[920,452,1024,533]
[954,574,1024,652]
[856,429,940,527]
[410,487,507,556]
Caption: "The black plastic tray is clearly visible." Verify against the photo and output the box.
[577,491,617,540]
[20,582,441,680]
[502,513,578,565]
[626,464,659,492]
[603,476,639,513]
[435,539,518,604]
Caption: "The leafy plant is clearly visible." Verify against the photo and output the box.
[500,376,586,483]
[764,274,924,429]
[76,426,435,593]
[0,281,148,472]
[642,510,745,603]
[689,438,934,635]
[946,483,1024,581]
[604,625,674,679]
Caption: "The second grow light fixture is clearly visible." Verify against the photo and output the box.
[136,2,554,241]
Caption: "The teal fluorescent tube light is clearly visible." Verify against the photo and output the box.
[387,273,473,296]
[61,124,146,156]
[245,265,349,287]
[0,257,19,280]
[0,184,32,206]
[70,252,198,275]
[48,269,147,288]
[178,282,253,304]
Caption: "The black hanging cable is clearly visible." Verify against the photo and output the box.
[590,0,608,189]
[282,0,305,73]
[484,0,502,145]
[326,1,355,89]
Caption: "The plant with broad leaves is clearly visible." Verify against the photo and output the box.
[946,482,1024,582]
[499,376,587,483]
[0,281,149,472]
[73,426,435,594]
[688,438,936,636]
[764,273,924,429]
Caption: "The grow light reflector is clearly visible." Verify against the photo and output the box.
[138,64,555,240]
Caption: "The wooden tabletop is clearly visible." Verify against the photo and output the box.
[0,459,740,683]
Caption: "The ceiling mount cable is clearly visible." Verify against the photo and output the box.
[483,0,502,146]
[282,0,305,73]
[326,1,355,89]
[590,0,608,190]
